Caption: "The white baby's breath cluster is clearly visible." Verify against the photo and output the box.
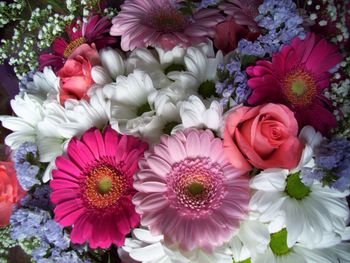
[0,0,25,28]
[0,6,58,78]
[325,57,350,137]
[307,0,349,46]
[37,13,74,50]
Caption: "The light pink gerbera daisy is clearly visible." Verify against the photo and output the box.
[50,127,148,248]
[110,0,224,51]
[133,129,250,252]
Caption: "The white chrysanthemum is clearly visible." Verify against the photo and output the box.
[249,127,350,248]
[25,67,59,99]
[150,72,200,126]
[167,41,223,99]
[172,95,224,135]
[125,47,184,89]
[119,228,232,263]
[229,220,350,263]
[37,89,110,182]
[91,48,126,85]
[0,93,45,149]
[230,219,270,262]
[103,70,165,142]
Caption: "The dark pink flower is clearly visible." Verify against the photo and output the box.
[246,33,342,135]
[50,127,148,248]
[110,0,224,51]
[40,15,115,72]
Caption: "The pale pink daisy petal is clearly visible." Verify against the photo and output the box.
[110,0,224,51]
[133,129,250,252]
[50,126,148,249]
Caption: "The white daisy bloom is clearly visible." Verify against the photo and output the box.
[125,48,173,90]
[91,65,113,85]
[258,227,350,263]
[249,126,350,248]
[172,95,224,135]
[25,67,59,100]
[167,42,223,99]
[230,220,350,263]
[104,70,164,142]
[0,93,45,149]
[119,228,232,263]
[99,47,125,80]
[155,45,186,67]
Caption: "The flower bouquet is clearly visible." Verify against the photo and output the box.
[0,0,350,262]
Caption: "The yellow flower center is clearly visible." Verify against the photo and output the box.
[83,164,126,209]
[63,37,86,58]
[283,68,317,107]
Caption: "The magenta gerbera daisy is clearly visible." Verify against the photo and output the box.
[50,127,148,248]
[110,0,224,51]
[40,15,116,72]
[246,33,343,135]
[133,129,250,252]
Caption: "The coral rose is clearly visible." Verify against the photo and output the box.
[0,161,25,227]
[57,43,100,104]
[223,103,304,172]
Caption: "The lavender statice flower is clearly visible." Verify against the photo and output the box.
[302,138,350,192]
[11,206,82,262]
[10,183,90,262]
[13,141,41,190]
[10,208,51,240]
[197,0,221,9]
[21,184,53,211]
[237,0,305,57]
[215,57,251,107]
[18,70,35,91]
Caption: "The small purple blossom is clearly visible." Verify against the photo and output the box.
[13,142,41,190]
[21,184,53,211]
[236,0,305,57]
[196,0,221,9]
[215,57,250,107]
[302,138,350,192]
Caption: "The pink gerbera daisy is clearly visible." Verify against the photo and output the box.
[133,129,250,252]
[110,0,224,51]
[40,15,116,72]
[246,33,342,135]
[50,127,148,248]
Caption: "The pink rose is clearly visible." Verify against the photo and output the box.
[0,161,25,227]
[224,103,304,172]
[57,43,100,104]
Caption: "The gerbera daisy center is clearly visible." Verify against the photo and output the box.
[63,37,86,58]
[167,157,224,216]
[148,7,187,32]
[283,68,317,107]
[187,181,205,196]
[83,164,126,209]
[98,176,113,194]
